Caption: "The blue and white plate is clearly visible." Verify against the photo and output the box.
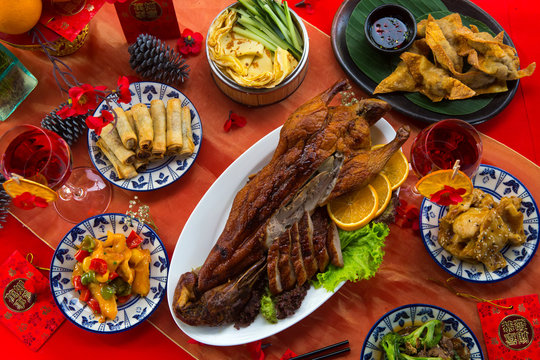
[420,164,539,283]
[88,81,202,191]
[361,304,484,360]
[50,213,169,333]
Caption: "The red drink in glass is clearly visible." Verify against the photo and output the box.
[410,119,482,178]
[1,124,112,223]
[1,127,71,189]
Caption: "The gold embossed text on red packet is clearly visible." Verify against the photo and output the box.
[477,294,540,360]
[0,251,64,351]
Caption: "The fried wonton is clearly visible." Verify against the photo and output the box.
[424,15,463,73]
[373,40,429,95]
[374,12,535,102]
[455,26,536,80]
[402,52,475,101]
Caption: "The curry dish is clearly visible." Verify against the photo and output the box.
[438,188,525,271]
[71,231,151,323]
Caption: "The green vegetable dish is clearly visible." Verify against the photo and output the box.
[381,319,471,360]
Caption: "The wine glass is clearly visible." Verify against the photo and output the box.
[410,119,483,179]
[0,124,111,223]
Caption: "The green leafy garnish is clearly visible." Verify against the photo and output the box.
[313,222,389,292]
[260,288,278,324]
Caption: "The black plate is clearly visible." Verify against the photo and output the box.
[331,0,519,124]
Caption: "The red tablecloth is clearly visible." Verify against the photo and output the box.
[1,0,538,359]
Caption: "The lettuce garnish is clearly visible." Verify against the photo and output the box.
[312,222,389,292]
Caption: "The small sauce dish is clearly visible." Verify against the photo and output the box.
[364,4,416,54]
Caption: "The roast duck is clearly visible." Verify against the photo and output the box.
[173,80,410,327]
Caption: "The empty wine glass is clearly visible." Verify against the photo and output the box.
[0,124,111,223]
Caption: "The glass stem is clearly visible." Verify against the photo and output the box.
[58,182,86,201]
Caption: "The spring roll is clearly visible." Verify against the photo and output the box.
[180,106,195,156]
[126,109,149,160]
[133,157,149,172]
[99,123,136,165]
[166,98,183,154]
[112,107,137,150]
[96,139,137,179]
[150,100,167,157]
[125,109,136,132]
[131,103,153,151]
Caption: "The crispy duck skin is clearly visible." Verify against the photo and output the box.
[311,207,331,272]
[173,80,411,326]
[196,80,351,293]
[326,126,410,202]
[185,80,408,301]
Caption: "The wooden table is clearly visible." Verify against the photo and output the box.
[1,0,538,359]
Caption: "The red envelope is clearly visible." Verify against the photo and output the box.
[114,0,181,43]
[477,294,540,360]
[40,0,106,42]
[0,251,65,351]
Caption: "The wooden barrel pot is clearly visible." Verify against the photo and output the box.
[206,3,310,107]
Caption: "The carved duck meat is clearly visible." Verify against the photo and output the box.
[173,80,410,326]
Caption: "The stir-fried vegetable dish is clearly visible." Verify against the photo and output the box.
[71,231,151,323]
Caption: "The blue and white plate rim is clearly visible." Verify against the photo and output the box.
[49,212,169,333]
[419,163,539,283]
[360,303,484,359]
[87,81,203,192]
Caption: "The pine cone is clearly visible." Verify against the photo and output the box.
[128,34,190,84]
[0,174,10,229]
[41,104,89,146]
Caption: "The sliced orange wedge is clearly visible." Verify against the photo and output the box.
[3,176,58,202]
[327,184,378,231]
[372,144,409,190]
[415,169,473,200]
[370,173,392,217]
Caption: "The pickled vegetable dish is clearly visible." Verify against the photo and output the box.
[71,231,151,323]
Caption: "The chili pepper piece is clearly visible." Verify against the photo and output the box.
[89,258,108,275]
[79,288,91,302]
[109,271,119,280]
[73,275,85,291]
[74,249,90,262]
[117,295,131,304]
[126,230,143,249]
[87,298,101,314]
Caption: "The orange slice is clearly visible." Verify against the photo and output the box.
[415,169,473,200]
[327,184,378,231]
[3,176,58,202]
[370,173,392,217]
[372,144,409,190]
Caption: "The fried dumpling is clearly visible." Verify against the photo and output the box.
[373,40,430,95]
[401,52,475,102]
[424,15,463,73]
[373,61,417,95]
[453,69,508,94]
[455,27,536,80]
